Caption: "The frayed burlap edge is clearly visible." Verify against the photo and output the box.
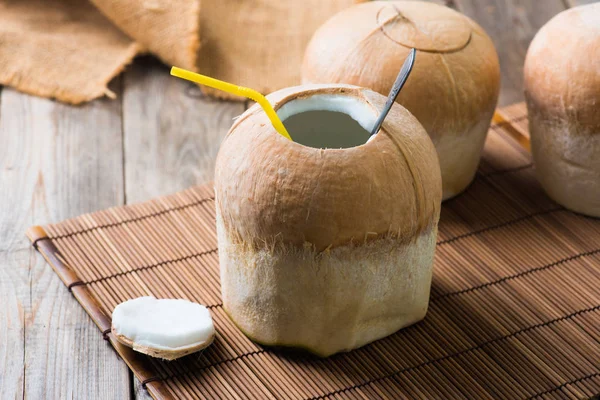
[0,43,141,105]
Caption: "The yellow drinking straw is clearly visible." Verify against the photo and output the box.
[170,67,292,141]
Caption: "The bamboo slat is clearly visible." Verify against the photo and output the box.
[27,103,600,399]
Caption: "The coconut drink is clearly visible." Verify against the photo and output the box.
[214,84,442,356]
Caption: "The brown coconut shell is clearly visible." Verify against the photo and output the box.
[111,327,215,361]
[215,84,441,356]
[524,3,600,217]
[302,1,501,200]
[197,0,366,100]
[91,0,201,70]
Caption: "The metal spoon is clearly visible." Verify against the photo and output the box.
[369,48,417,137]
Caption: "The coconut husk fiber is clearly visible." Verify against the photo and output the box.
[0,0,363,104]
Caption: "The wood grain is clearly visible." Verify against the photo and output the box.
[454,0,567,106]
[122,57,244,204]
[0,86,130,398]
[25,254,130,399]
[0,250,28,399]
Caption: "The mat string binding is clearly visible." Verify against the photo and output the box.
[31,236,48,250]
[67,280,85,292]
[141,377,162,389]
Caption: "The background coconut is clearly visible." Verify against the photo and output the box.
[302,1,501,200]
[215,84,441,356]
[524,3,600,217]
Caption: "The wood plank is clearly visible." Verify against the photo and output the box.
[0,85,26,399]
[26,253,131,399]
[0,86,130,398]
[123,57,244,204]
[0,249,28,399]
[454,0,567,106]
[122,57,244,398]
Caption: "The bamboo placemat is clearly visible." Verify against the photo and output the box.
[28,103,600,400]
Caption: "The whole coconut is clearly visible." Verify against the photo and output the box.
[524,3,600,217]
[215,83,441,356]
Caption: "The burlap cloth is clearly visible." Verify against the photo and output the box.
[0,0,363,104]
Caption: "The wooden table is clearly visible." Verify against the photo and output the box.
[0,0,594,398]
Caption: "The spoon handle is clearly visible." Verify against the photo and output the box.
[369,48,417,137]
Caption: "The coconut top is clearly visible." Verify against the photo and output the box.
[302,1,500,140]
[524,3,600,133]
[375,2,471,52]
[112,297,215,351]
[215,84,441,252]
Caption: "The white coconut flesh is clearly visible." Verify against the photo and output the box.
[111,297,215,352]
[277,94,378,149]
